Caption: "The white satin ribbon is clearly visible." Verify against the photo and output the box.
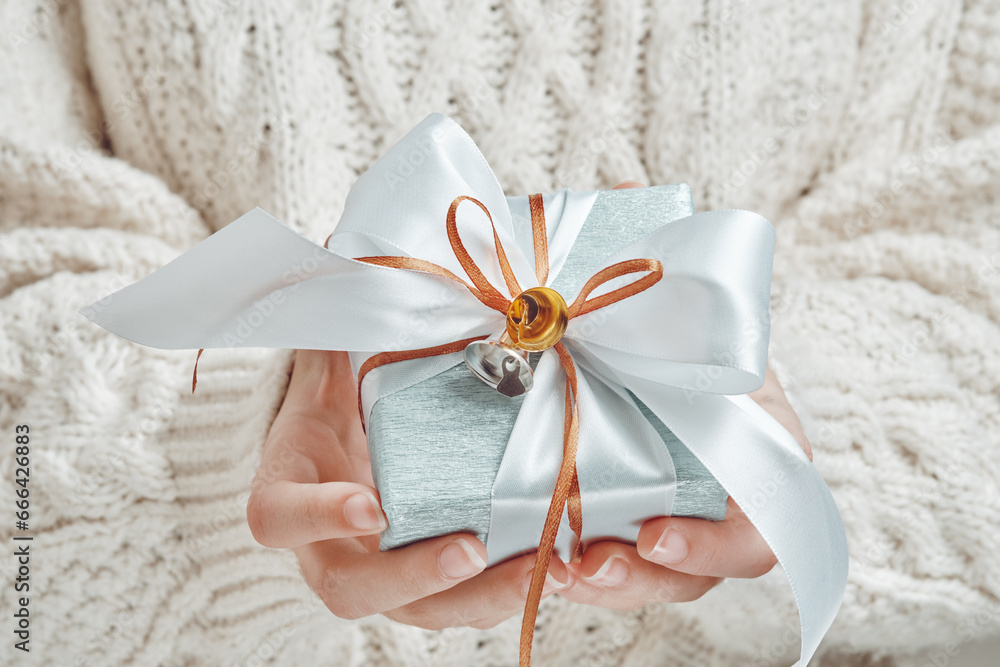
[80,113,847,665]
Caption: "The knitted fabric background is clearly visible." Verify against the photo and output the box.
[1,0,998,665]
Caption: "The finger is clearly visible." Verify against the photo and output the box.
[749,365,813,461]
[297,533,489,620]
[613,180,646,189]
[636,508,778,579]
[247,479,386,548]
[560,541,720,609]
[385,551,571,630]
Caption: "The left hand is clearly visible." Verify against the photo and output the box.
[555,182,814,609]
[558,363,812,609]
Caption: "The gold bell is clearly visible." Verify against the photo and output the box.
[506,287,569,352]
[464,287,569,397]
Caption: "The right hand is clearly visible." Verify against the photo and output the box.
[246,349,572,630]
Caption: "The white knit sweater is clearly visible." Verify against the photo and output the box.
[1,0,999,665]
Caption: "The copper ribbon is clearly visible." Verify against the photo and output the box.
[353,195,661,667]
[193,194,663,667]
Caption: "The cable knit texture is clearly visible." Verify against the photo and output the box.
[1,0,999,665]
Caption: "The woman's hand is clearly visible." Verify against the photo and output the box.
[246,349,569,630]
[557,364,812,609]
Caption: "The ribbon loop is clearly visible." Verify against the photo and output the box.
[447,195,522,303]
[528,193,550,286]
[568,258,664,319]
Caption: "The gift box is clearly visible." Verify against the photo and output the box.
[367,183,730,561]
[81,113,848,667]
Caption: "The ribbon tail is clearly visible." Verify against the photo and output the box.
[623,375,848,666]
[78,208,493,352]
[485,352,574,563]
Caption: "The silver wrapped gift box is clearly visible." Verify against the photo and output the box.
[368,183,729,559]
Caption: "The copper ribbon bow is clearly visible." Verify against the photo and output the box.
[194,193,663,666]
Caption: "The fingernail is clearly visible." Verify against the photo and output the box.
[522,569,569,595]
[439,539,487,579]
[343,492,387,532]
[584,556,628,587]
[649,529,688,564]
[544,570,569,594]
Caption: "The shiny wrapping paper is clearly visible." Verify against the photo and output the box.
[369,184,729,556]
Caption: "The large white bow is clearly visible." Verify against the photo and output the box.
[82,113,847,666]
